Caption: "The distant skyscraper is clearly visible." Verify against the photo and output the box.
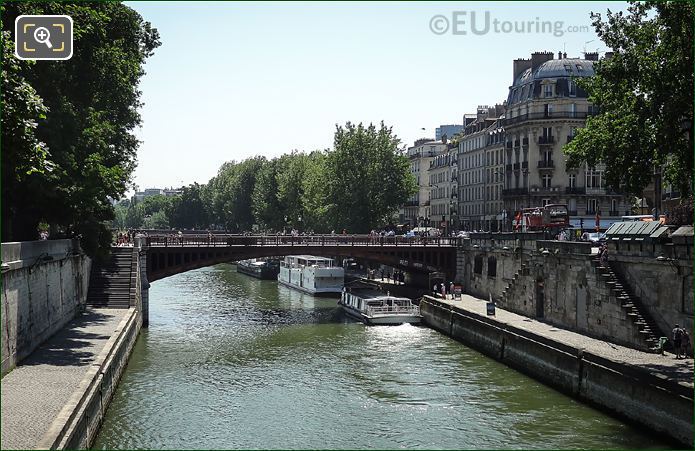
[435,124,464,141]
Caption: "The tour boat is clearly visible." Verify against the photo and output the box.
[236,258,280,280]
[339,286,421,325]
[278,255,344,296]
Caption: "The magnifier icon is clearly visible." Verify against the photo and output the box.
[33,26,53,49]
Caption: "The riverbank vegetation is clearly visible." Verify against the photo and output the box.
[114,122,417,234]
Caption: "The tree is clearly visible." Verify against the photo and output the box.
[167,183,209,229]
[1,2,160,256]
[325,122,416,233]
[142,210,169,229]
[276,152,309,230]
[1,27,50,239]
[564,1,693,199]
[208,157,265,232]
[251,159,284,231]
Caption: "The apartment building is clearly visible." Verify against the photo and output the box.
[400,139,448,227]
[502,51,630,229]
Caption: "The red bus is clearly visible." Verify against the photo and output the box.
[515,204,569,231]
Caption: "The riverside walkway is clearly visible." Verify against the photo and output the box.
[436,294,694,387]
[1,308,129,450]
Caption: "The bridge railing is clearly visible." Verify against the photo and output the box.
[143,234,462,248]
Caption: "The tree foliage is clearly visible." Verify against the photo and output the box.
[1,2,160,256]
[564,1,693,197]
[126,122,416,234]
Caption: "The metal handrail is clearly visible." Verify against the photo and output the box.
[144,234,461,248]
[366,305,420,315]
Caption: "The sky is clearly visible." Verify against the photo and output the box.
[125,1,628,191]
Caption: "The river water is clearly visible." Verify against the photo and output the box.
[94,264,667,449]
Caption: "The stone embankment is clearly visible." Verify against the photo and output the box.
[420,294,694,448]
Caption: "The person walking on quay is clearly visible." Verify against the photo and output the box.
[681,328,691,358]
[672,324,684,359]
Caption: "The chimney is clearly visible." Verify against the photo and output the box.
[531,51,554,72]
[558,51,562,59]
[512,58,532,84]
[563,52,567,58]
[584,52,599,61]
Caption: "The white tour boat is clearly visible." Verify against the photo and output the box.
[339,286,421,325]
[278,255,344,296]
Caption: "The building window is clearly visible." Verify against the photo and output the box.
[587,198,598,214]
[611,199,617,213]
[569,80,576,96]
[487,256,497,277]
[568,173,576,188]
[542,198,550,206]
[586,167,603,188]
[544,84,553,97]
[542,174,552,188]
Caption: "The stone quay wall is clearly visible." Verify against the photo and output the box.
[454,234,693,350]
[38,244,146,450]
[1,239,91,376]
[420,296,693,447]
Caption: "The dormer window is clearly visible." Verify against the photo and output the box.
[569,79,577,96]
[576,64,584,71]
[544,84,553,97]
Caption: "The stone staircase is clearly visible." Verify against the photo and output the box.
[500,263,528,304]
[592,257,663,351]
[86,247,136,308]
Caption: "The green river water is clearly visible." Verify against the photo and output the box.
[93,264,668,449]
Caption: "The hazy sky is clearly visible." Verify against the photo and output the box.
[126,1,627,191]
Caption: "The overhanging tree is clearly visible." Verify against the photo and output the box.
[564,1,693,202]
[1,2,160,256]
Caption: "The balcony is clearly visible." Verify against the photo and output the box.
[505,163,513,172]
[404,200,418,207]
[585,187,606,195]
[521,161,529,169]
[502,188,529,196]
[514,139,520,148]
[505,142,513,149]
[530,186,561,193]
[502,111,597,127]
[538,135,555,145]
[537,160,554,169]
[513,162,521,171]
[423,200,430,206]
[565,187,586,195]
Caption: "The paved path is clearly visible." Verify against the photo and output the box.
[435,294,694,388]
[1,308,129,450]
